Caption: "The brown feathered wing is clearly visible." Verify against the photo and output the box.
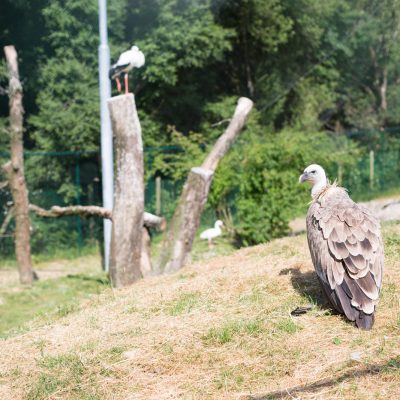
[306,186,383,329]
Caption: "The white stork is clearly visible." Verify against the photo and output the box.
[200,220,224,248]
[109,45,145,94]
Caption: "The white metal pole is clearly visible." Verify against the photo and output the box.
[98,0,113,272]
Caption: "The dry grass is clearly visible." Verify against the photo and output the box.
[1,223,400,399]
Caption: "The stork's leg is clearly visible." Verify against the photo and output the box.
[208,239,213,249]
[116,77,121,93]
[124,73,129,94]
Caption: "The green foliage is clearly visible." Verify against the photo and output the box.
[141,0,234,86]
[1,0,400,252]
[152,131,206,178]
[212,129,358,245]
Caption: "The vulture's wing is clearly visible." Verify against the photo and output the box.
[308,188,383,328]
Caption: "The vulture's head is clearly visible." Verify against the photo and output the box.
[299,164,327,187]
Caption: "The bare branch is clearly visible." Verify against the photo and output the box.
[29,204,112,219]
[210,118,231,128]
[28,204,166,230]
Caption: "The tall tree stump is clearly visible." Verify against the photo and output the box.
[3,46,33,285]
[107,94,144,287]
[157,97,253,274]
[156,167,214,273]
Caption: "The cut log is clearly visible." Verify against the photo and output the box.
[107,94,144,287]
[3,45,33,285]
[156,97,253,274]
[29,204,112,219]
[28,204,165,230]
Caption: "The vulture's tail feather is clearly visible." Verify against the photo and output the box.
[317,275,375,330]
[355,311,375,330]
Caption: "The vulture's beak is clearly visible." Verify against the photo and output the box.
[299,173,308,183]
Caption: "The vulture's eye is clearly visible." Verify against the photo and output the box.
[311,170,316,174]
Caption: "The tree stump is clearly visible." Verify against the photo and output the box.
[156,97,253,274]
[107,94,144,287]
[156,167,214,273]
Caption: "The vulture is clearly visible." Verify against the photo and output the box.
[299,164,384,330]
[200,220,224,248]
[109,45,145,94]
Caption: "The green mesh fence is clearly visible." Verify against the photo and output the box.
[0,130,399,258]
[0,149,217,258]
[341,128,400,199]
[0,151,103,258]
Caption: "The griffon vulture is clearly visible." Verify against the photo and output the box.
[299,164,384,330]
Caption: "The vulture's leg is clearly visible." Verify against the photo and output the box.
[124,73,129,94]
[115,77,122,93]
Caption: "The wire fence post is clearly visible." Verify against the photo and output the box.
[156,176,161,215]
[369,149,374,190]
[337,163,343,185]
[75,155,83,254]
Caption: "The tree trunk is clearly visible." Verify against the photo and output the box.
[201,97,254,171]
[107,94,144,287]
[3,45,33,285]
[156,167,214,274]
[157,97,253,274]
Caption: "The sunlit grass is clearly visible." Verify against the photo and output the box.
[0,272,109,338]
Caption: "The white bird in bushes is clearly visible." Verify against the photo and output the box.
[109,45,145,94]
[200,220,224,248]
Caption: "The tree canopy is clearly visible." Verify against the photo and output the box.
[1,0,399,245]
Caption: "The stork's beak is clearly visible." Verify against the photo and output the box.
[299,173,308,183]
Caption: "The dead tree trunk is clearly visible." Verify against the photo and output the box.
[107,94,144,287]
[156,167,214,274]
[3,46,33,285]
[157,97,253,274]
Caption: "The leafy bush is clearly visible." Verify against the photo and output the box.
[210,129,358,246]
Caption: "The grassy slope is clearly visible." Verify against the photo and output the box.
[0,225,400,399]
[0,254,110,338]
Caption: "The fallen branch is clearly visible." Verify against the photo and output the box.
[29,204,112,219]
[28,204,166,230]
[157,97,253,273]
